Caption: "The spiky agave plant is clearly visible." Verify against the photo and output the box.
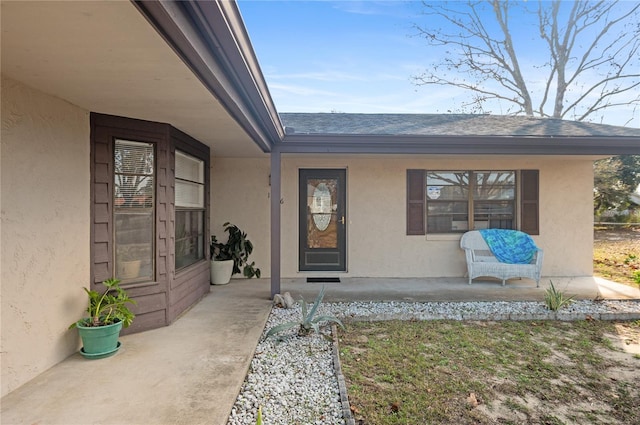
[544,280,574,311]
[265,286,344,338]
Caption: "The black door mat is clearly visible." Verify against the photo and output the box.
[306,277,341,283]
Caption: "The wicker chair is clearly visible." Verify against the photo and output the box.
[460,230,543,287]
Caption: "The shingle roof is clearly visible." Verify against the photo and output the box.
[280,113,640,137]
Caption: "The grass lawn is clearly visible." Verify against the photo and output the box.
[334,227,639,424]
[594,227,640,288]
[339,320,640,425]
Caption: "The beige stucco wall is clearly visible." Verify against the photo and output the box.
[213,156,594,279]
[1,77,90,397]
[211,157,271,277]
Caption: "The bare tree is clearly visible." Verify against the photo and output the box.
[412,0,640,124]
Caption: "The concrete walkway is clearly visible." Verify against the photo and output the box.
[282,275,640,302]
[1,277,638,425]
[0,281,272,425]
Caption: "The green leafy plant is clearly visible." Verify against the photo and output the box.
[633,271,640,284]
[266,286,344,338]
[69,278,136,328]
[210,222,261,278]
[256,406,262,425]
[544,280,575,311]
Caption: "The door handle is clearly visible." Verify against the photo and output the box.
[339,216,345,225]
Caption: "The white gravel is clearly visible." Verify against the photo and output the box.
[226,299,640,425]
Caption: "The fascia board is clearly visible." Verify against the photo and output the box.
[133,0,282,152]
[279,134,640,155]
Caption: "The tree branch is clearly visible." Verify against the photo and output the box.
[412,0,640,123]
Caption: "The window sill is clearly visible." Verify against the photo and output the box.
[426,234,463,241]
[175,258,209,276]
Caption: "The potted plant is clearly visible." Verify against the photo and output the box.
[210,222,261,285]
[117,245,141,280]
[69,278,136,359]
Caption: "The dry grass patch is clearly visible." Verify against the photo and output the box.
[338,320,640,425]
[594,227,640,288]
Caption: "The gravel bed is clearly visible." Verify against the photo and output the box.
[227,299,640,425]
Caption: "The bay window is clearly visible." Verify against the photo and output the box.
[92,113,211,332]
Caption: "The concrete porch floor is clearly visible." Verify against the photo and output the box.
[1,277,639,425]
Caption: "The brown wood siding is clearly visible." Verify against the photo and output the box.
[156,135,170,295]
[520,170,540,235]
[91,126,113,284]
[170,262,210,322]
[90,113,209,334]
[407,169,426,235]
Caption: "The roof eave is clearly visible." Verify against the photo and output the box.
[133,0,283,153]
[279,134,640,155]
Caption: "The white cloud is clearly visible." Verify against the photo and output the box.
[266,69,366,83]
[268,82,341,98]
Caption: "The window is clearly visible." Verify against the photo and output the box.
[426,171,471,233]
[408,169,539,235]
[472,171,516,230]
[114,139,155,282]
[175,151,205,270]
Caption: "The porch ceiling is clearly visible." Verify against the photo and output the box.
[1,0,266,158]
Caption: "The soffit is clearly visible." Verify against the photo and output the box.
[1,0,266,158]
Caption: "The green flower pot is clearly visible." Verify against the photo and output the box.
[76,320,123,359]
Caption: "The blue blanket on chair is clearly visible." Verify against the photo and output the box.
[479,229,538,264]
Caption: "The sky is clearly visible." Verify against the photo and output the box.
[237,0,639,128]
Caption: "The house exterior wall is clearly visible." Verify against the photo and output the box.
[213,156,593,279]
[0,77,596,397]
[1,77,90,397]
[210,157,271,277]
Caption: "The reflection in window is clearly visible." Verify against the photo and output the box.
[175,151,205,270]
[426,171,515,233]
[114,140,155,281]
[473,172,515,230]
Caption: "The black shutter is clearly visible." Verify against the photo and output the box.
[520,170,539,235]
[407,170,425,235]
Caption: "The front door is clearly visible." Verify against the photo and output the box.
[299,169,346,271]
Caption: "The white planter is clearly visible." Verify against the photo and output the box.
[210,259,234,285]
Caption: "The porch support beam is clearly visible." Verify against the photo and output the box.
[270,145,282,299]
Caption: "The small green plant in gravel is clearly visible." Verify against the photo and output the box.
[255,406,262,425]
[265,286,344,339]
[544,280,575,311]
